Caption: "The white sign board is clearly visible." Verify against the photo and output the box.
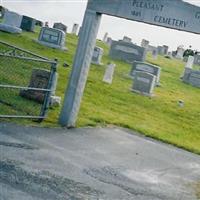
[87,0,200,34]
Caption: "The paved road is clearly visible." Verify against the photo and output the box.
[0,123,200,200]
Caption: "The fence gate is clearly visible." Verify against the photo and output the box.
[0,41,57,121]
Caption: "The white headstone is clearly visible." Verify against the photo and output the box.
[72,23,79,35]
[185,56,194,69]
[103,63,116,84]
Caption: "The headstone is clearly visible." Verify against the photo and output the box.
[53,22,67,33]
[36,20,43,27]
[106,37,112,46]
[182,68,192,83]
[163,45,169,55]
[103,63,116,84]
[20,16,36,32]
[103,32,108,42]
[122,36,132,43]
[91,46,104,65]
[72,23,79,35]
[181,56,194,79]
[157,46,165,55]
[0,10,22,33]
[109,40,146,63]
[131,71,156,96]
[130,61,161,85]
[194,54,200,66]
[176,47,185,59]
[188,70,200,88]
[141,39,149,49]
[20,69,58,103]
[152,49,158,59]
[185,56,194,69]
[38,27,66,50]
[45,22,49,27]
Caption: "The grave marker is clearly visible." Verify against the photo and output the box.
[38,27,66,50]
[21,16,36,32]
[72,23,79,35]
[130,61,161,85]
[103,63,116,84]
[20,69,57,103]
[109,40,146,63]
[0,10,22,33]
[131,71,156,96]
[194,54,200,66]
[91,46,104,65]
[53,22,67,33]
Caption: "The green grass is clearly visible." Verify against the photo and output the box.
[0,27,200,154]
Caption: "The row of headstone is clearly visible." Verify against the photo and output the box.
[157,45,169,55]
[0,10,45,33]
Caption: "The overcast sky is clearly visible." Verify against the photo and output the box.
[1,0,200,51]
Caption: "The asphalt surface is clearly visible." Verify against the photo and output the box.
[0,123,200,200]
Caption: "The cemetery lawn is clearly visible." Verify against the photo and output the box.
[0,28,200,154]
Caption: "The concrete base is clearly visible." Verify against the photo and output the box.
[131,88,154,97]
[0,23,22,34]
[37,40,67,51]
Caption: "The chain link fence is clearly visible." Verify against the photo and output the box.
[0,41,57,121]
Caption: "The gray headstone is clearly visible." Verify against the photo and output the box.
[20,69,58,103]
[91,46,104,65]
[122,36,132,43]
[21,16,36,32]
[141,39,149,48]
[106,37,112,46]
[109,40,146,63]
[53,22,67,33]
[157,46,165,55]
[152,49,158,59]
[130,61,161,85]
[131,71,156,96]
[188,70,200,88]
[103,63,116,84]
[36,20,43,27]
[194,54,200,66]
[38,27,66,50]
[0,10,22,33]
[163,45,169,55]
[182,68,192,83]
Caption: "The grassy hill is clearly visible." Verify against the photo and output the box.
[0,27,200,154]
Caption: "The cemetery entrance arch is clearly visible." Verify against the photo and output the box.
[59,0,200,127]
